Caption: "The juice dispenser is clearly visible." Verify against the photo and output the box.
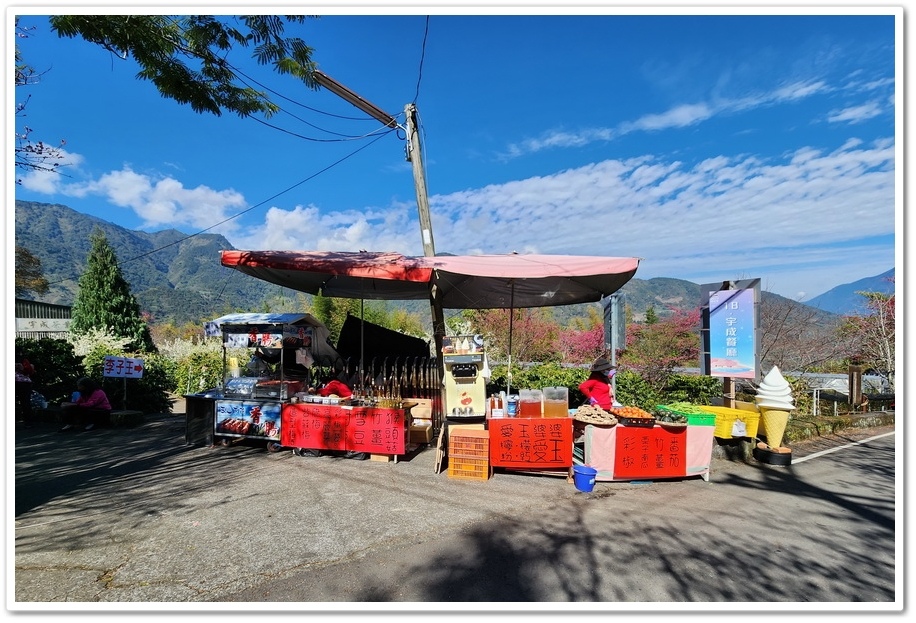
[441,334,488,420]
[542,386,569,418]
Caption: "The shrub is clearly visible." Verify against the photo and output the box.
[615,369,662,410]
[80,346,173,413]
[15,337,84,405]
[157,336,227,395]
[663,373,723,405]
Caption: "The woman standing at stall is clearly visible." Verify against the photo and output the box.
[579,356,618,411]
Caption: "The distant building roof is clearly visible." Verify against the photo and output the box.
[15,298,72,339]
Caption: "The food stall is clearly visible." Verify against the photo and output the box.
[185,312,429,460]
[215,250,648,475]
[571,404,717,482]
[185,312,345,450]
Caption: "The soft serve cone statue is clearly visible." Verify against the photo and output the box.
[754,365,794,450]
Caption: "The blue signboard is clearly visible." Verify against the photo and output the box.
[215,400,282,439]
[706,286,758,379]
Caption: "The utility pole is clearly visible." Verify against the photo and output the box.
[404,103,436,257]
[313,72,436,258]
[313,71,446,413]
[402,103,446,422]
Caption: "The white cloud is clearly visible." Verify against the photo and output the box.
[498,77,844,160]
[499,128,615,161]
[427,137,895,299]
[17,148,84,194]
[59,166,248,234]
[229,201,423,255]
[826,101,883,124]
[628,103,713,132]
[771,80,828,101]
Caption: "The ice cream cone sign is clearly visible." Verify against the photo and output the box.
[754,365,795,451]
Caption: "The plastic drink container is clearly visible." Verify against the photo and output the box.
[542,386,569,418]
[518,389,543,417]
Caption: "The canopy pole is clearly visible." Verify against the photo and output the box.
[506,280,515,396]
[360,291,365,397]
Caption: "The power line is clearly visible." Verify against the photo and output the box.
[41,129,397,288]
[413,16,430,105]
[247,113,401,143]
[128,129,396,260]
[232,64,381,123]
[231,64,397,140]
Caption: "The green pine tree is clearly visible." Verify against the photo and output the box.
[645,305,659,325]
[70,228,157,353]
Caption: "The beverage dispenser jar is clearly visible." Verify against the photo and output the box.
[542,386,569,418]
[518,389,543,417]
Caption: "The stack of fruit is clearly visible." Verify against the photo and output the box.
[654,407,688,424]
[609,405,656,427]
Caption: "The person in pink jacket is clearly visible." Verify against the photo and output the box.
[59,377,112,432]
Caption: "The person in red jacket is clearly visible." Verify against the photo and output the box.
[310,369,354,399]
[59,377,112,432]
[578,356,617,410]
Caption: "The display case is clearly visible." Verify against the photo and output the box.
[189,312,346,448]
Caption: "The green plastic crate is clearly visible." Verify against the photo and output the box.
[656,404,716,427]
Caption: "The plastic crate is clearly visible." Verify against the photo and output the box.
[687,413,716,427]
[656,404,716,427]
[448,429,489,458]
[740,411,760,439]
[448,456,492,480]
[702,406,760,439]
[713,411,737,438]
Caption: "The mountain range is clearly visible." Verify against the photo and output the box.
[803,268,895,314]
[15,200,891,327]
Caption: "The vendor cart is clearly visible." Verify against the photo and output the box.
[185,312,345,450]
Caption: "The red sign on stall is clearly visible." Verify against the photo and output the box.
[280,404,407,455]
[613,425,687,480]
[350,407,406,455]
[488,418,573,468]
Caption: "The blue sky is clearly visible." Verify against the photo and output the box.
[11,6,900,302]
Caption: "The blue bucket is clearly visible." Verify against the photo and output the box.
[573,464,598,492]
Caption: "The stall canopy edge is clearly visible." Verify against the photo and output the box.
[220,250,640,309]
[221,249,434,301]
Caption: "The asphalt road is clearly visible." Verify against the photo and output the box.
[11,414,898,611]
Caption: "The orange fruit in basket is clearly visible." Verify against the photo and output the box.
[613,405,653,418]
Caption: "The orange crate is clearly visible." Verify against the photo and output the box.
[448,456,492,480]
[448,429,489,458]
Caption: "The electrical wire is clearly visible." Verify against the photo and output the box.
[232,64,380,123]
[231,64,400,140]
[40,128,397,289]
[413,16,430,105]
[128,128,396,260]
[247,113,402,143]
